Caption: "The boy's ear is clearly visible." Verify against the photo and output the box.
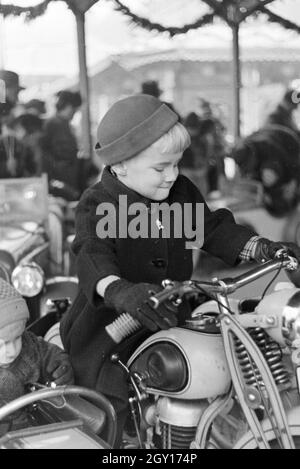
[112,162,127,177]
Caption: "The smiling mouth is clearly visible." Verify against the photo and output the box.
[0,362,13,368]
[1,357,16,367]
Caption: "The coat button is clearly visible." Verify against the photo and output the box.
[151,258,167,269]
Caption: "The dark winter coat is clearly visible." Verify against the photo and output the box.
[266,104,299,134]
[40,115,79,192]
[60,167,255,411]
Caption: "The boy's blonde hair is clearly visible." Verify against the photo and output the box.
[111,122,191,172]
[150,122,191,154]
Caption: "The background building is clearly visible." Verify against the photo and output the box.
[20,46,300,140]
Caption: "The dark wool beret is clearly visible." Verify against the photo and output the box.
[95,94,178,165]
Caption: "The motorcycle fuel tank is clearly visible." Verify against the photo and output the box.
[128,327,231,399]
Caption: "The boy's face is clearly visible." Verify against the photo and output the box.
[121,147,182,201]
[0,320,26,368]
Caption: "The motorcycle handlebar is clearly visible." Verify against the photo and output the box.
[105,251,298,344]
[149,253,298,309]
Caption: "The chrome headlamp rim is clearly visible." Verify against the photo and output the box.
[11,262,45,298]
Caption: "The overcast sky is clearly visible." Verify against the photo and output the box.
[1,0,300,76]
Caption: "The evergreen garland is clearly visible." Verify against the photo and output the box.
[0,0,54,20]
[108,0,300,36]
[0,0,97,20]
[0,0,300,36]
[109,0,221,36]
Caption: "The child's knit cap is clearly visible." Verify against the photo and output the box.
[0,279,29,330]
[95,94,178,165]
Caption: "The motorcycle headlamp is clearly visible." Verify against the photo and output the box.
[256,288,300,346]
[11,262,45,298]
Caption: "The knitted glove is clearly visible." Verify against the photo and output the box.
[253,238,300,263]
[104,279,178,332]
[46,357,74,386]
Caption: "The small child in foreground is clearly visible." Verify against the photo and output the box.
[0,278,73,435]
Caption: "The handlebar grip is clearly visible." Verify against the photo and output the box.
[105,287,181,343]
[105,313,141,344]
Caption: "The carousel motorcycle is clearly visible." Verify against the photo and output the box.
[105,250,300,449]
[0,175,78,324]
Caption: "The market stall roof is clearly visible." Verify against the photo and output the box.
[109,46,300,69]
[21,44,300,101]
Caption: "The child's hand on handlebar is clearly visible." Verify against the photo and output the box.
[104,279,178,331]
[253,238,300,263]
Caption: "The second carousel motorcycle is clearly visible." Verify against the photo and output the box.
[0,175,78,324]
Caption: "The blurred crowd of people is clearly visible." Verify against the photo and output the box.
[2,70,300,216]
[232,88,300,217]
[140,79,300,216]
[0,73,230,201]
[180,98,228,195]
[0,70,98,200]
[141,79,300,218]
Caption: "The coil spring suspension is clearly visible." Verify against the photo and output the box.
[234,328,290,389]
[160,422,197,449]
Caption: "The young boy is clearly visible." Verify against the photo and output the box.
[60,94,300,444]
[0,279,73,435]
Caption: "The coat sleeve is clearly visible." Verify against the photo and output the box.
[183,176,257,266]
[72,188,121,307]
[203,204,257,265]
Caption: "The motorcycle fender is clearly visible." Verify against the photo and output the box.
[234,406,300,449]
